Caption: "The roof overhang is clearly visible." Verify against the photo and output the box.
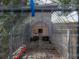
[0,5,78,12]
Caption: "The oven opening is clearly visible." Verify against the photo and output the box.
[38,29,43,33]
[30,36,39,41]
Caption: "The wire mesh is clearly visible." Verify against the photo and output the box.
[0,2,78,59]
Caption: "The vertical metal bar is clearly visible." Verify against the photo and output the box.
[21,0,25,15]
[67,29,70,59]
[9,34,13,59]
[0,1,3,16]
[77,12,79,59]
[9,0,14,15]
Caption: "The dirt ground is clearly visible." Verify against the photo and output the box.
[23,49,66,59]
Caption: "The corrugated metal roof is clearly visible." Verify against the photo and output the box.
[51,11,78,23]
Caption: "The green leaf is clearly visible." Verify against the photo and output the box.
[59,0,71,5]
[3,0,10,5]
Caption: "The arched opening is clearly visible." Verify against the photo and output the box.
[32,22,49,37]
[30,22,51,44]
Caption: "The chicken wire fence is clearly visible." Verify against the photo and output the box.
[0,5,78,59]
